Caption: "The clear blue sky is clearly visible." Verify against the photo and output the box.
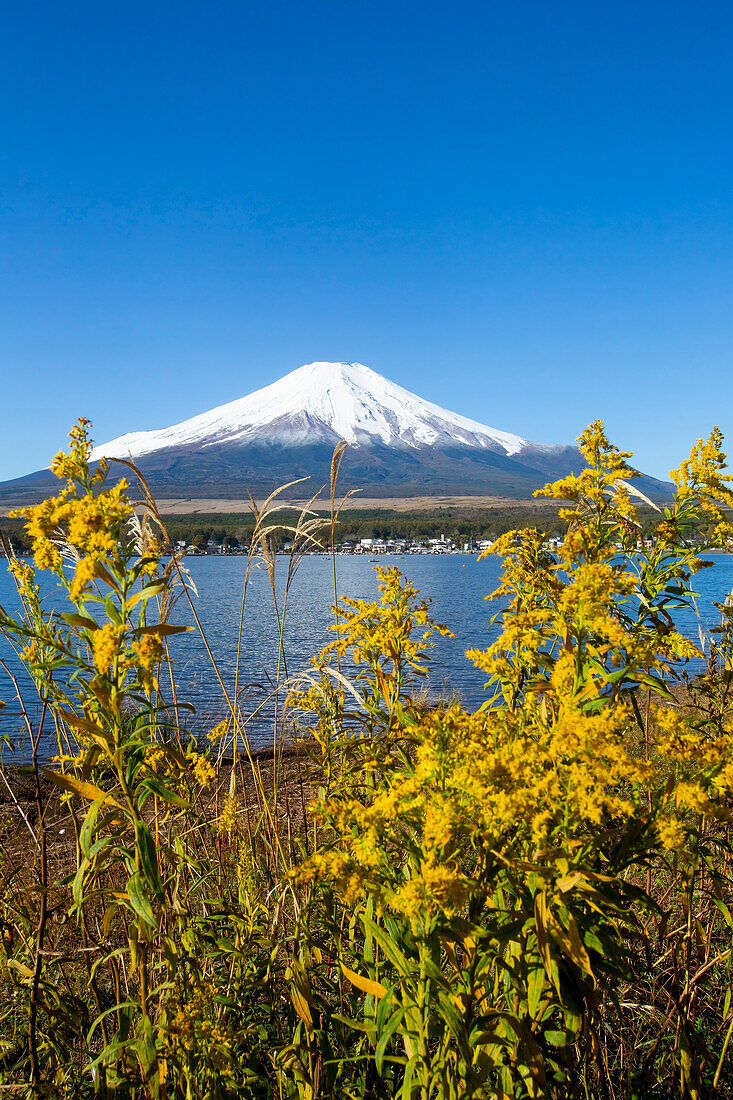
[1,0,732,482]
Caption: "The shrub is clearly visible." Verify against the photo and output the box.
[0,419,733,1097]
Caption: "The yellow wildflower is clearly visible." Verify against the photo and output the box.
[7,558,35,590]
[140,536,162,577]
[391,860,470,923]
[92,624,120,674]
[49,449,81,480]
[33,539,62,572]
[133,633,165,692]
[20,641,40,664]
[189,752,216,788]
[12,420,134,580]
[214,796,239,835]
[145,744,165,773]
[658,818,687,851]
[70,555,96,601]
[207,718,229,744]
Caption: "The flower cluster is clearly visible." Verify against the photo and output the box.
[328,566,454,682]
[214,796,240,835]
[207,718,229,744]
[92,624,122,674]
[294,424,733,985]
[133,633,165,693]
[162,981,238,1076]
[11,420,133,595]
[6,420,176,725]
[12,477,132,576]
[188,751,216,789]
[7,558,35,591]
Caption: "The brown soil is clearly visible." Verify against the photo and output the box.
[148,495,541,515]
[0,742,317,875]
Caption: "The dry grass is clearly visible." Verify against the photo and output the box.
[135,494,545,515]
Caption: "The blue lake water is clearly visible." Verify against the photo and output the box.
[1,552,733,761]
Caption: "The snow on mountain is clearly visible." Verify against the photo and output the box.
[90,362,530,461]
[0,361,673,505]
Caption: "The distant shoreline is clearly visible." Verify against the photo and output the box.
[1,493,551,517]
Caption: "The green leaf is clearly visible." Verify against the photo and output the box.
[534,893,562,997]
[400,1053,418,1100]
[135,1015,160,1096]
[127,585,165,609]
[104,596,122,624]
[375,987,396,1031]
[375,1008,403,1076]
[713,899,733,931]
[135,821,163,895]
[363,918,417,985]
[72,860,89,908]
[127,872,157,929]
[527,965,545,1018]
[421,956,450,990]
[80,800,102,859]
[330,1013,376,1035]
[138,777,189,809]
[436,991,465,1041]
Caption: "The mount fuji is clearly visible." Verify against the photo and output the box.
[0,362,670,504]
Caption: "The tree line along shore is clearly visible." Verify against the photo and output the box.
[1,502,672,558]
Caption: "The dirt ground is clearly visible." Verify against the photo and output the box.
[149,494,539,515]
[0,742,318,877]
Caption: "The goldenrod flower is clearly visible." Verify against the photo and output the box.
[133,633,165,692]
[140,536,162,576]
[12,421,134,581]
[7,558,35,591]
[92,624,120,674]
[214,796,239,834]
[70,555,96,601]
[657,818,687,851]
[33,539,62,572]
[207,718,229,744]
[189,752,216,788]
[145,744,165,773]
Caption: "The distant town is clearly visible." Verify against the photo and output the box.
[172,533,668,557]
[175,533,493,556]
[0,530,701,561]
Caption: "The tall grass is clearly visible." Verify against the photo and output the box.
[1,419,733,1097]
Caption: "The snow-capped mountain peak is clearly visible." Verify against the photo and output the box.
[90,361,530,461]
[2,361,672,507]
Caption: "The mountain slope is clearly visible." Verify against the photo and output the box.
[0,362,671,504]
[89,361,531,459]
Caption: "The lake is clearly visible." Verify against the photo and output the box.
[1,552,733,760]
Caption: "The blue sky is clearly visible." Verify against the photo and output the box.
[1,0,732,482]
